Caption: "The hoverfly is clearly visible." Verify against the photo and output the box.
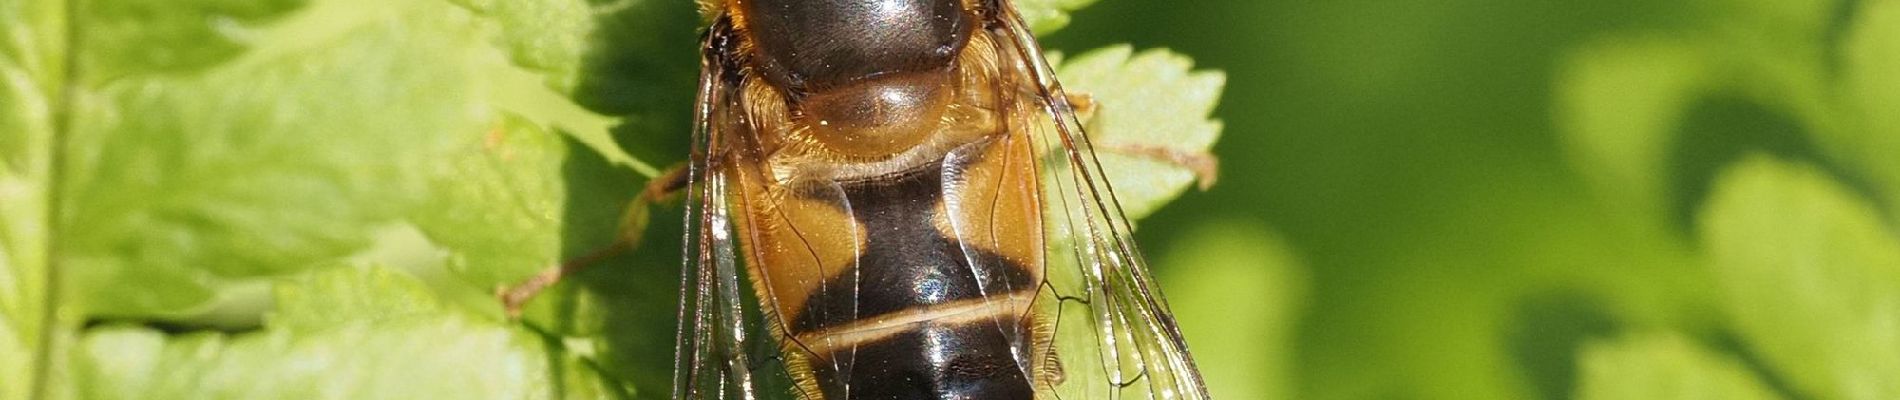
[656,0,1213,399]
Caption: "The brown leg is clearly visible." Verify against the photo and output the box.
[1065,91,1097,122]
[498,164,691,317]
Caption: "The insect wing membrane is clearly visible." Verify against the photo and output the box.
[675,25,812,399]
[679,17,871,400]
[985,6,1213,399]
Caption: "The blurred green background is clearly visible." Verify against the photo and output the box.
[1049,1,1687,399]
[6,0,1899,398]
[1048,0,1899,399]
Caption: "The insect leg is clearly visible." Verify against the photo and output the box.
[498,163,692,317]
[1066,91,1098,121]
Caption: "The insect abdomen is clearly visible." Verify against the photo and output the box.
[803,162,1039,400]
[731,132,1049,399]
[813,322,1035,399]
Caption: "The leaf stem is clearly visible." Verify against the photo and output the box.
[29,0,81,397]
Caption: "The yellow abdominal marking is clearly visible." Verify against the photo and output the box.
[792,290,1036,355]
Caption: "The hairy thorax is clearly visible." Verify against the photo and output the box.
[729,0,1010,185]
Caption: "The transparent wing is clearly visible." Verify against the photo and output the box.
[674,19,858,400]
[673,20,773,400]
[985,3,1213,399]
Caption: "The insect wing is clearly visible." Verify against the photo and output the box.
[675,20,864,400]
[673,22,772,400]
[988,5,1213,399]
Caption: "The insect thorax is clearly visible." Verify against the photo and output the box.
[732,0,1002,167]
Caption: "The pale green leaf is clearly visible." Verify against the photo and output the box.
[57,0,471,317]
[2,0,68,398]
[486,61,658,177]
[1057,46,1224,221]
[454,0,595,90]
[64,266,624,400]
[1700,157,1900,400]
[266,265,444,332]
[1555,35,1709,218]
[1575,333,1782,400]
[406,113,569,294]
[1159,222,1304,400]
[53,0,620,321]
[75,0,301,80]
[458,0,655,178]
[1015,0,1100,34]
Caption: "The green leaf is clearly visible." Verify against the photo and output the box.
[406,114,569,294]
[75,0,302,80]
[266,265,445,332]
[486,61,658,177]
[1840,0,1900,214]
[51,0,622,321]
[64,266,625,400]
[1056,46,1225,221]
[1575,333,1782,400]
[1,0,68,398]
[56,0,457,317]
[1555,36,1709,218]
[13,0,1222,397]
[458,0,658,177]
[1016,0,1101,34]
[1695,0,1833,44]
[1159,222,1305,400]
[1685,0,1833,117]
[1555,2,1838,223]
[1700,157,1900,400]
[454,0,594,90]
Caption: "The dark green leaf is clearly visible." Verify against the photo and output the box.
[1839,0,1900,214]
